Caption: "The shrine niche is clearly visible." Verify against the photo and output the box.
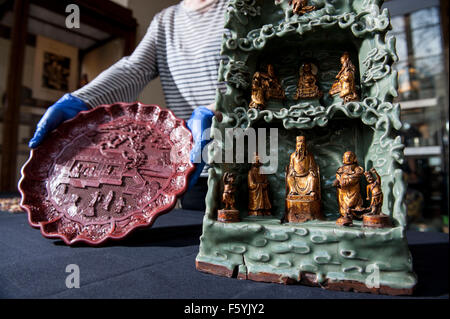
[196,0,416,295]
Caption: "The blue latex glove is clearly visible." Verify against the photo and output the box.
[28,93,89,148]
[186,106,216,190]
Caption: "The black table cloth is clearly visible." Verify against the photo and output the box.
[0,209,448,299]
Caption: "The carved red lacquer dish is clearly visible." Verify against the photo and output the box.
[19,103,194,245]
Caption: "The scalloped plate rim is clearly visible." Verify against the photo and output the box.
[19,102,195,246]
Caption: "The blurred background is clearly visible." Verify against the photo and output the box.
[0,0,448,233]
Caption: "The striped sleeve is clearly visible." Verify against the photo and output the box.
[71,13,162,108]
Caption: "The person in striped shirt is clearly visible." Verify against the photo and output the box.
[28,0,228,190]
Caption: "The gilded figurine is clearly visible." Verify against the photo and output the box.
[285,136,323,223]
[294,62,323,100]
[333,151,364,226]
[289,0,316,15]
[248,153,272,216]
[266,65,285,100]
[222,172,236,210]
[217,172,240,223]
[329,52,359,103]
[363,168,391,228]
[249,64,285,110]
[364,168,383,215]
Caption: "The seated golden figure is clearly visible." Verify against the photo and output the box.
[285,136,323,223]
[333,151,364,226]
[249,64,285,110]
[266,65,285,100]
[329,52,359,103]
[289,0,316,15]
[248,154,272,216]
[294,63,323,100]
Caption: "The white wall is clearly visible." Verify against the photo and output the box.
[81,38,125,84]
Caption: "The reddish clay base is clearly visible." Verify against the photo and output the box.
[217,209,240,223]
[196,261,414,296]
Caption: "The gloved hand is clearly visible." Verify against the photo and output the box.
[28,93,89,148]
[186,106,218,190]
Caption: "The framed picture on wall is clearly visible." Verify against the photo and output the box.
[32,35,78,101]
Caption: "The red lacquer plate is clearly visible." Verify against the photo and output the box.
[19,103,194,245]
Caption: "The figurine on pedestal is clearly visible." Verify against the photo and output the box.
[294,62,323,101]
[248,153,272,216]
[329,52,359,103]
[289,0,317,16]
[249,64,285,110]
[217,172,240,223]
[333,151,364,226]
[285,136,323,223]
[363,168,391,228]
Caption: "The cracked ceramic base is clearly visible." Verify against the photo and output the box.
[196,216,416,296]
[196,260,413,295]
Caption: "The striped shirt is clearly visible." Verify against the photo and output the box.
[72,0,228,120]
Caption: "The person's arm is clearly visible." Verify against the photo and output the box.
[29,14,162,148]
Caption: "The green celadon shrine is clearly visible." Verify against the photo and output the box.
[195,0,417,295]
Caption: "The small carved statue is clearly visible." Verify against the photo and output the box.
[329,52,359,103]
[266,64,285,100]
[218,172,240,223]
[249,71,268,110]
[363,168,391,228]
[285,136,323,223]
[364,168,383,215]
[333,151,364,226]
[294,62,323,100]
[222,172,237,210]
[249,64,285,110]
[248,153,272,216]
[115,197,126,214]
[289,0,316,15]
[103,190,114,210]
[85,191,102,217]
